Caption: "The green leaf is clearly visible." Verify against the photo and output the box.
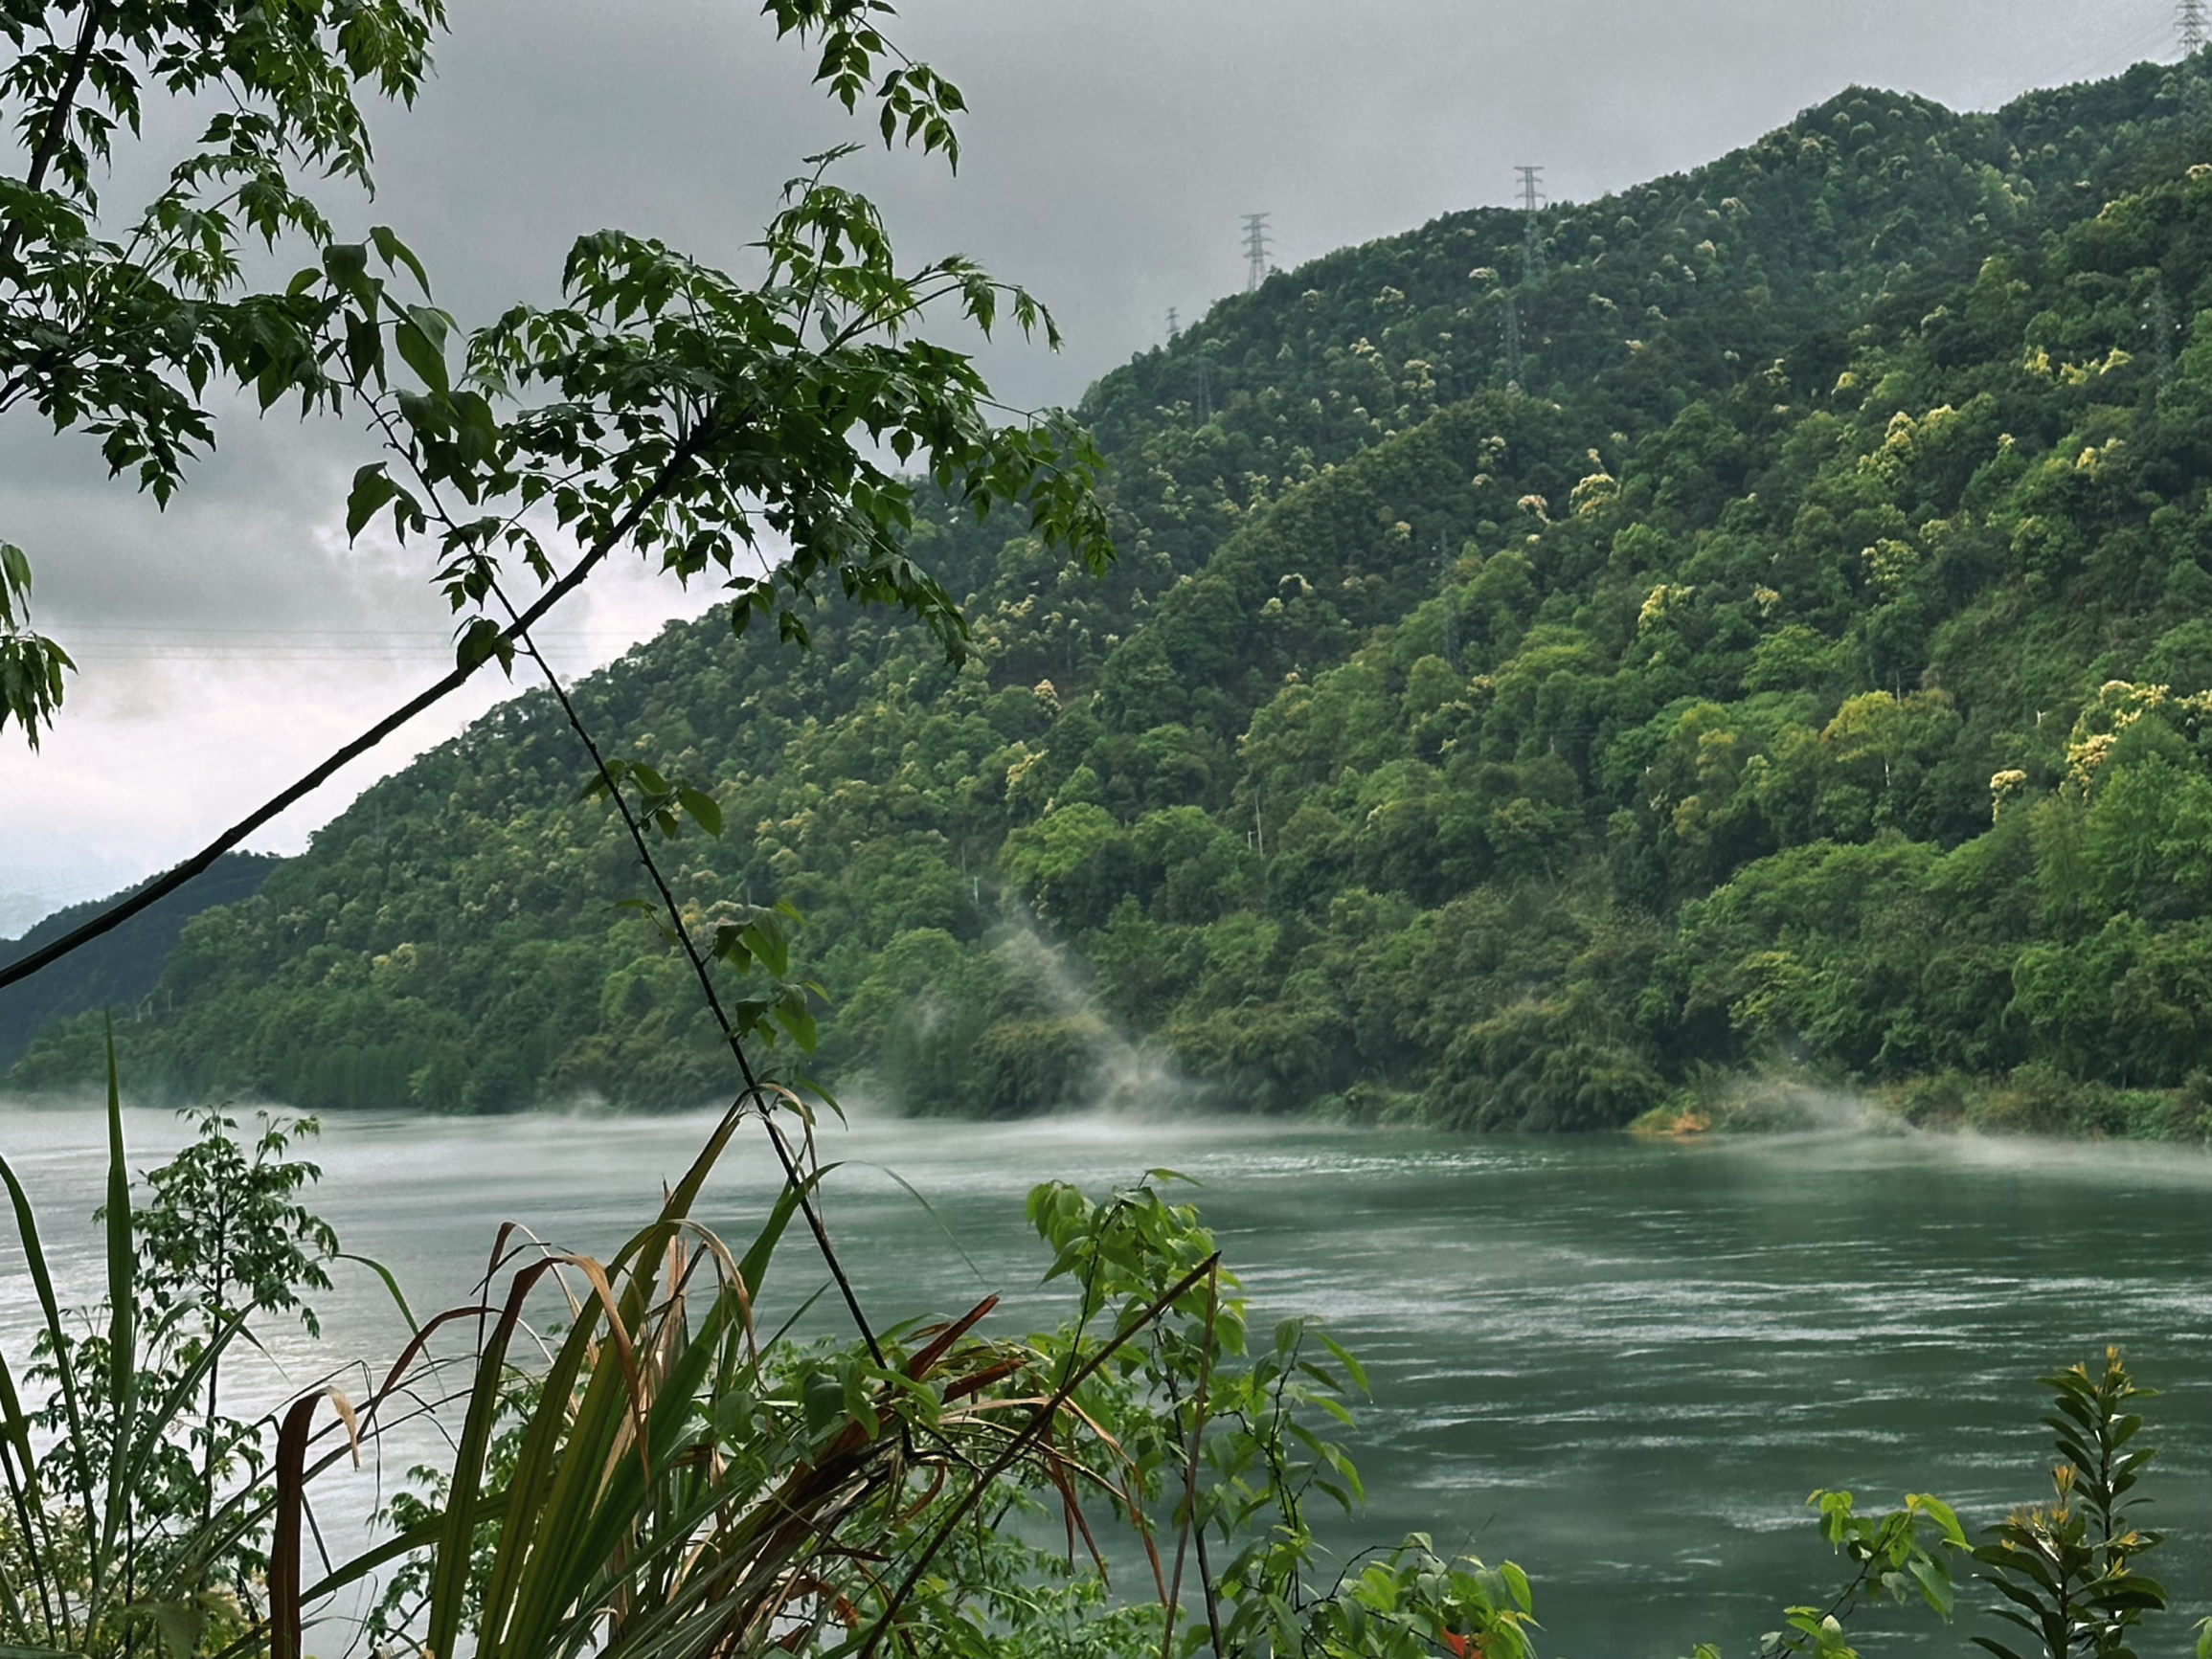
[0,542,30,606]
[394,307,451,396]
[1500,1560,1533,1614]
[710,923,754,970]
[371,225,432,297]
[346,464,398,540]
[456,617,512,672]
[774,989,819,1052]
[322,239,372,302]
[676,785,723,837]
[1908,1492,1967,1549]
[1906,1553,1953,1619]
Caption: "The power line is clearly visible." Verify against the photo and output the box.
[2066,11,2183,83]
[42,624,657,665]
[1241,213,1273,292]
[54,624,639,639]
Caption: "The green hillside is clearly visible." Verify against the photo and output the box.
[14,61,2212,1137]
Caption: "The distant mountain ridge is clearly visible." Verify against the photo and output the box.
[0,854,280,1074]
[11,58,2212,1141]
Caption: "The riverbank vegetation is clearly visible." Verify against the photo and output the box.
[17,59,2212,1137]
[1,1099,2201,1659]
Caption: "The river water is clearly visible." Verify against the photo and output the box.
[1,1103,2205,1657]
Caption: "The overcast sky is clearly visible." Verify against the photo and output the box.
[0,0,2185,930]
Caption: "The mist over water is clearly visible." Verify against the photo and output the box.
[1,1101,2205,1659]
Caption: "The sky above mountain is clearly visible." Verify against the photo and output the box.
[0,0,2185,925]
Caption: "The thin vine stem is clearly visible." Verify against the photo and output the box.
[490,583,886,1368]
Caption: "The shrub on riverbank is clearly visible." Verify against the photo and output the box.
[1622,1061,2212,1143]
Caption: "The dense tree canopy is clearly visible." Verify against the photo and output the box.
[15,59,2212,1139]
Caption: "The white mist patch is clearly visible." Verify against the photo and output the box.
[1659,1073,1907,1138]
[985,918,1206,1120]
[1930,1126,2212,1187]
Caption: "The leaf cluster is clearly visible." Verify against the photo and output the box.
[1971,1350,2169,1659]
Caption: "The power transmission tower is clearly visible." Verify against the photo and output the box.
[2183,0,2207,54]
[1514,164,1547,281]
[1166,305,1179,340]
[1242,213,1273,292]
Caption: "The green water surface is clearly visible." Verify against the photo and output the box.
[1,1107,2204,1657]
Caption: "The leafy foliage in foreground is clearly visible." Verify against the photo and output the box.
[0,1039,341,1658]
[18,63,2212,1133]
[0,0,1102,751]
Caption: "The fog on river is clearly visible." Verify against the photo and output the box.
[1,1101,2206,1658]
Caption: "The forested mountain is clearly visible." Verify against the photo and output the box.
[13,60,2212,1137]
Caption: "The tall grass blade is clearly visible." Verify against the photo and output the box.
[478,1267,636,1657]
[842,1162,985,1287]
[0,1350,43,1510]
[0,1152,95,1539]
[428,1262,562,1659]
[490,1255,681,1659]
[102,1019,134,1419]
[736,1167,818,1306]
[0,1348,60,1645]
[270,1393,323,1659]
[94,1020,135,1588]
[337,1251,420,1334]
[480,1110,772,1659]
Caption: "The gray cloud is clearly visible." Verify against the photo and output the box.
[0,0,2181,910]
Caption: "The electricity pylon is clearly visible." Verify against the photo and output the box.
[1515,165,1547,281]
[1242,213,1273,292]
[2183,0,2207,54]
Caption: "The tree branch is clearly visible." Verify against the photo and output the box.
[0,428,711,997]
[0,0,109,273]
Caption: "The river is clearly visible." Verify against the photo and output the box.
[1,1103,2206,1657]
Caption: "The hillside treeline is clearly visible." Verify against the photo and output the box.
[15,62,2212,1136]
[0,853,277,1070]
